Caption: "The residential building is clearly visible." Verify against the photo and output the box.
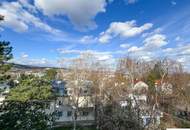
[0,83,10,105]
[50,80,95,126]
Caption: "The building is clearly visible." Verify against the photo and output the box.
[0,83,10,105]
[155,80,173,95]
[50,80,95,126]
[120,81,163,126]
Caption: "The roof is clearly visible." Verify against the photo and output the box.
[0,83,10,89]
[133,81,149,90]
[155,79,161,86]
[51,80,66,89]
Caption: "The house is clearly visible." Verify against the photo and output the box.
[155,80,173,95]
[125,81,163,126]
[0,83,10,105]
[133,81,149,91]
[49,80,95,126]
[131,81,149,107]
[50,79,164,127]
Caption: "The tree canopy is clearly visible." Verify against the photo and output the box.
[8,75,53,102]
[0,16,13,82]
[0,40,13,82]
[146,62,163,89]
[0,75,54,130]
[44,68,57,81]
[0,101,53,130]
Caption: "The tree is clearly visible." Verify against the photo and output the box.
[94,69,151,130]
[0,75,54,130]
[59,53,101,130]
[146,62,163,89]
[0,16,13,82]
[44,68,57,81]
[0,15,4,21]
[7,75,53,101]
[97,99,144,130]
[0,101,53,130]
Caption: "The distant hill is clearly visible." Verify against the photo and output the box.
[11,63,58,70]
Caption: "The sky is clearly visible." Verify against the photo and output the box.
[0,0,190,70]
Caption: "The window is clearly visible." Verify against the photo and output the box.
[67,111,72,117]
[81,111,89,116]
[64,88,68,95]
[83,90,88,94]
[145,118,151,125]
[58,111,63,117]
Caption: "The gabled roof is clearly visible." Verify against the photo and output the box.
[133,81,149,90]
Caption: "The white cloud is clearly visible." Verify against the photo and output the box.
[99,33,112,43]
[120,43,131,48]
[21,53,29,58]
[58,49,109,55]
[99,20,153,43]
[175,36,181,41]
[12,57,58,67]
[163,48,173,53]
[164,44,190,57]
[143,34,168,49]
[19,0,38,13]
[34,0,107,31]
[182,45,190,56]
[57,42,189,70]
[177,57,185,63]
[57,49,82,54]
[171,1,177,5]
[127,45,153,61]
[57,49,116,69]
[126,33,168,61]
[57,48,128,57]
[125,0,138,4]
[57,49,114,61]
[0,1,62,34]
[97,55,112,61]
[10,52,59,67]
[128,46,142,52]
[80,35,97,44]
[163,44,190,71]
[142,28,162,38]
[140,55,152,61]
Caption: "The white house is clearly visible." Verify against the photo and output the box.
[155,80,173,95]
[50,80,95,126]
[0,83,10,105]
[128,81,162,126]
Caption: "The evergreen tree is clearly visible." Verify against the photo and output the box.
[8,75,53,102]
[0,101,53,130]
[146,62,163,91]
[0,75,55,130]
[0,41,13,82]
[0,16,13,82]
[44,68,57,81]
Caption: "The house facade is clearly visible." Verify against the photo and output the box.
[50,80,95,126]
[0,83,10,105]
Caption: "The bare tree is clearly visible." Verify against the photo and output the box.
[59,53,102,130]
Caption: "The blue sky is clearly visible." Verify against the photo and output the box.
[0,0,190,69]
